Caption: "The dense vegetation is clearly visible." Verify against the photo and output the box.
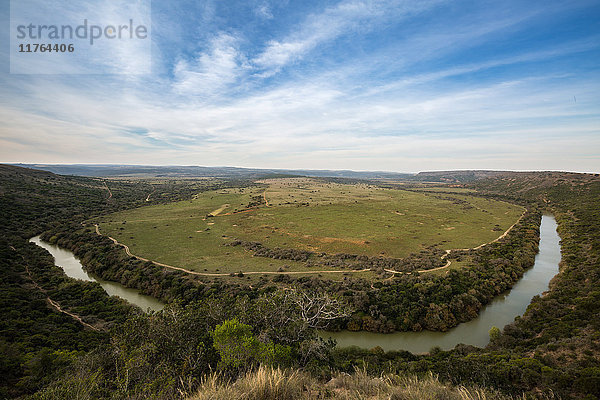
[329,173,600,399]
[30,296,342,399]
[473,173,600,396]
[2,165,599,399]
[0,165,253,398]
[0,238,110,398]
[227,238,448,272]
[0,166,136,398]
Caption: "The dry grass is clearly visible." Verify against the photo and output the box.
[188,366,518,400]
[191,366,308,400]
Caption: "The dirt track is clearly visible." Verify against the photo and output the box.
[13,245,100,331]
[146,187,156,202]
[102,180,112,200]
[94,224,371,277]
[93,210,525,279]
[384,210,526,275]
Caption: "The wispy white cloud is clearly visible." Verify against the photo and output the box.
[172,33,244,97]
[255,1,274,19]
[9,0,151,74]
[1,0,599,172]
[252,0,443,74]
[2,65,598,171]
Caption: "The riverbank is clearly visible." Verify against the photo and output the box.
[323,215,560,353]
[30,216,560,353]
[30,236,164,312]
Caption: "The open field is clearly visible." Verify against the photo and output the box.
[94,178,524,275]
[409,187,478,193]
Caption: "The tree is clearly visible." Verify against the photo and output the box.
[251,288,350,345]
[489,326,501,342]
[212,319,294,371]
[212,319,260,370]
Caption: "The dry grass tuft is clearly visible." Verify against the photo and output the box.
[188,366,519,400]
[192,365,310,400]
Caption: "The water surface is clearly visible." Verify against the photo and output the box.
[30,236,164,312]
[323,215,561,353]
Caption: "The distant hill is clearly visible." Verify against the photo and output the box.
[413,170,509,182]
[9,163,416,180]
[8,163,520,182]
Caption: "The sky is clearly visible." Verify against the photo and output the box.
[1,0,599,173]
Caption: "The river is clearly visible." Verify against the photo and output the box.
[30,236,164,312]
[30,216,560,347]
[322,215,561,353]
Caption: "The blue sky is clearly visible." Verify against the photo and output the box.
[1,0,599,172]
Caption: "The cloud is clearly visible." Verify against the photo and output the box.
[255,1,274,19]
[172,33,244,97]
[9,0,151,74]
[2,65,597,171]
[1,0,599,172]
[252,0,442,74]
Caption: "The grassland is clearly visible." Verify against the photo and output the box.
[94,178,523,276]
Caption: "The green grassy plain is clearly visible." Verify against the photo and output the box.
[95,178,523,275]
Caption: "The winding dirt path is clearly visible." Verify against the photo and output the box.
[94,224,370,277]
[103,180,113,200]
[93,209,525,279]
[473,211,525,249]
[146,187,156,202]
[384,210,526,275]
[46,298,100,331]
[263,189,270,206]
[12,246,100,331]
